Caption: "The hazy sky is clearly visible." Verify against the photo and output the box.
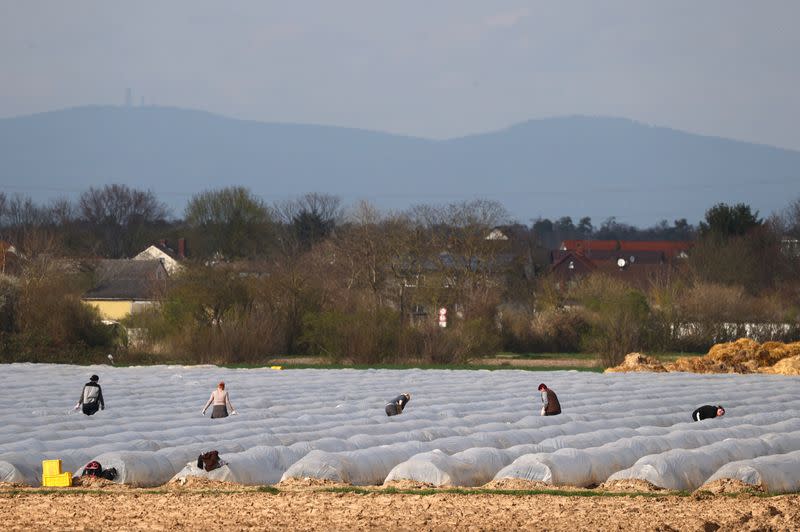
[2,1,799,150]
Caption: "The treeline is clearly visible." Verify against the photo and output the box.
[0,186,799,366]
[0,186,708,260]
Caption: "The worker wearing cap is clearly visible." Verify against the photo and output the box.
[74,375,105,416]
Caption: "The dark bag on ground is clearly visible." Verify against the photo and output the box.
[82,460,103,477]
[81,461,117,481]
[197,450,221,472]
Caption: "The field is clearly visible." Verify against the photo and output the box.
[4,483,800,531]
[2,364,799,530]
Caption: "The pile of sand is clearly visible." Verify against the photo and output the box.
[698,478,764,495]
[382,479,438,490]
[604,353,667,373]
[276,477,349,490]
[167,476,245,490]
[608,339,800,375]
[481,478,554,490]
[72,476,127,489]
[598,479,664,493]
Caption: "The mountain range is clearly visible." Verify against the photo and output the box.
[1,105,799,225]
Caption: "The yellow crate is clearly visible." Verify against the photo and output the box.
[42,459,63,476]
[43,472,72,487]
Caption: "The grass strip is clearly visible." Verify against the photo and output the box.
[0,488,167,496]
[2,485,794,498]
[320,486,691,498]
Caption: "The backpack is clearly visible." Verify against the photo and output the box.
[82,461,103,477]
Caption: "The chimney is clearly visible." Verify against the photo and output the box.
[178,238,186,259]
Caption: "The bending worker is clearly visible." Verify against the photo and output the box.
[385,393,411,417]
[538,383,561,416]
[692,405,725,421]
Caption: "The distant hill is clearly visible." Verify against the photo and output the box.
[1,106,799,225]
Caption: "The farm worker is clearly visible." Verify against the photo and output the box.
[538,383,561,416]
[202,381,237,418]
[74,374,105,416]
[692,405,724,421]
[385,393,411,417]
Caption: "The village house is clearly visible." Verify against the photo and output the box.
[550,239,693,289]
[82,259,168,321]
[133,238,186,274]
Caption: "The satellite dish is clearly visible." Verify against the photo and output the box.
[617,258,627,268]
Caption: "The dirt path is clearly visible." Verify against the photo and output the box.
[473,357,600,368]
[3,488,797,531]
[271,356,601,369]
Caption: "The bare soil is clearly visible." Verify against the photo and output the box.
[3,485,798,531]
[699,478,765,495]
[599,479,666,493]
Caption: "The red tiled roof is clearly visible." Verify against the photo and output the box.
[550,251,597,272]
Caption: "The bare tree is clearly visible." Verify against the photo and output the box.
[273,193,343,254]
[406,199,511,320]
[0,195,58,258]
[46,198,76,226]
[184,186,273,259]
[780,197,800,237]
[79,184,169,257]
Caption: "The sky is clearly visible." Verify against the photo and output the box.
[1,1,799,150]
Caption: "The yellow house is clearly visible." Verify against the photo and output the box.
[82,259,168,321]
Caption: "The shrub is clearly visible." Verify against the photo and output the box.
[572,275,651,367]
[302,308,402,364]
[529,308,588,353]
[171,307,286,364]
[0,271,114,361]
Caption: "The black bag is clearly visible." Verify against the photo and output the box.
[100,467,117,481]
[197,450,221,472]
[82,460,102,477]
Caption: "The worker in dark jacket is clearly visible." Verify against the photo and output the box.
[385,393,411,417]
[74,375,105,416]
[538,383,561,416]
[692,405,724,421]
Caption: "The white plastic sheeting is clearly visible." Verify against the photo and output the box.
[384,417,678,486]
[703,450,800,494]
[492,416,800,488]
[1,363,798,487]
[607,430,800,490]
